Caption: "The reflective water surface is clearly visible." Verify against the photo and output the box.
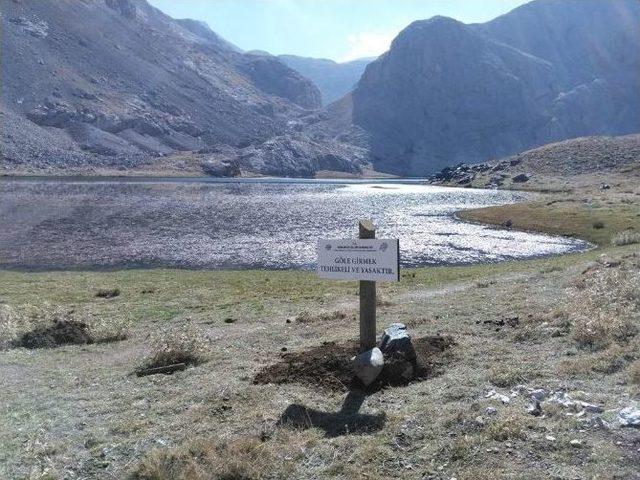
[0,177,589,270]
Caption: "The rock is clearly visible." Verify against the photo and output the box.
[379,323,415,359]
[202,159,241,177]
[503,219,513,228]
[577,401,604,414]
[618,406,640,427]
[475,415,485,426]
[486,390,510,404]
[527,399,542,416]
[584,417,610,430]
[485,406,498,416]
[570,439,583,448]
[530,389,546,401]
[512,173,530,183]
[549,391,574,408]
[545,435,556,441]
[351,347,384,386]
[378,323,417,382]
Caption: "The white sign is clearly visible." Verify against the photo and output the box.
[317,239,400,282]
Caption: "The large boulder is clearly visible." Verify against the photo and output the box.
[379,323,417,381]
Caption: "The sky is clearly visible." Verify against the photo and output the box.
[148,0,529,62]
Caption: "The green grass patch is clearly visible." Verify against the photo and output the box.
[458,198,640,246]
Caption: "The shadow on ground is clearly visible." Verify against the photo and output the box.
[277,390,386,437]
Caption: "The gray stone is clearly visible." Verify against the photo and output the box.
[577,401,604,414]
[618,406,640,427]
[485,407,498,416]
[379,323,415,359]
[351,347,384,386]
[549,391,574,408]
[512,173,530,183]
[527,399,542,416]
[530,389,546,401]
[202,159,241,177]
[378,323,417,382]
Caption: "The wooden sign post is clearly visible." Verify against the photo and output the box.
[317,219,400,352]
[358,219,377,351]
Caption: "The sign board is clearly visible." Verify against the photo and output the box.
[317,239,400,282]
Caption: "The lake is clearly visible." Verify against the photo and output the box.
[0,177,589,270]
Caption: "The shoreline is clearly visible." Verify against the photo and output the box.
[0,180,592,273]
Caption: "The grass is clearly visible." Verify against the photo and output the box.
[458,196,640,246]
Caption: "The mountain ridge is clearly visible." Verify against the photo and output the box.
[1,0,639,177]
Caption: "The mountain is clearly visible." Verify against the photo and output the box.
[0,0,337,174]
[2,0,639,178]
[330,0,640,175]
[278,55,373,106]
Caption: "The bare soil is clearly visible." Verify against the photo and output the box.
[254,335,455,392]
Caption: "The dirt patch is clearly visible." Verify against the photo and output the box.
[15,320,93,349]
[254,335,455,392]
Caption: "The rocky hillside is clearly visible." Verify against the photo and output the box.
[3,0,639,178]
[334,0,640,175]
[0,0,365,175]
[278,55,373,106]
[430,134,640,189]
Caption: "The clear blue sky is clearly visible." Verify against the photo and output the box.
[148,0,529,62]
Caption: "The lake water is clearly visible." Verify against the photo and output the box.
[0,177,589,270]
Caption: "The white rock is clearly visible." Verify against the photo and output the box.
[486,389,510,404]
[577,401,604,414]
[618,406,640,427]
[485,406,498,416]
[570,439,582,447]
[549,391,574,408]
[545,435,556,441]
[351,347,384,386]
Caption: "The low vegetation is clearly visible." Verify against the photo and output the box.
[136,321,210,375]
[1,176,639,479]
[568,259,639,350]
[613,231,640,247]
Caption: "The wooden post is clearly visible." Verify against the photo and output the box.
[359,219,376,351]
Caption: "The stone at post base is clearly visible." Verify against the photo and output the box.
[379,323,417,382]
[351,347,384,386]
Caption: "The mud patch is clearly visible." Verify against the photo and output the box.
[15,320,93,349]
[254,335,455,392]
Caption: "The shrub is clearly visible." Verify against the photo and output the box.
[612,231,640,247]
[568,264,639,350]
[1,304,129,349]
[138,321,209,372]
[592,221,605,229]
[96,288,120,298]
